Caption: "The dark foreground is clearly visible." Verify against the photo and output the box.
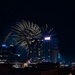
[0,64,75,75]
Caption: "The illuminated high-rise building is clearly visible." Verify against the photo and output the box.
[29,38,44,63]
[28,36,59,63]
[28,36,52,63]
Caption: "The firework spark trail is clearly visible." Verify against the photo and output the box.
[4,31,13,43]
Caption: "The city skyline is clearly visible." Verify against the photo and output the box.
[2,20,58,62]
[0,0,75,62]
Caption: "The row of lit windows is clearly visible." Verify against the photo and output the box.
[31,39,44,42]
[29,51,44,53]
[0,55,10,57]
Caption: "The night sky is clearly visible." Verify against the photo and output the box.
[0,0,75,62]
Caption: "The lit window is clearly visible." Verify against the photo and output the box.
[48,56,50,57]
[43,59,45,60]
[44,36,51,40]
[2,44,6,47]
[10,44,14,47]
[42,39,43,41]
[48,49,50,51]
[38,40,40,41]
[42,57,45,58]
[30,51,32,53]
[0,55,2,57]
[38,54,40,56]
[38,51,40,53]
[38,58,40,59]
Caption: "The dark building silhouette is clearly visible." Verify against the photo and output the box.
[51,48,59,63]
[0,44,18,63]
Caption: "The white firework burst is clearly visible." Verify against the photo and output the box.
[4,20,42,51]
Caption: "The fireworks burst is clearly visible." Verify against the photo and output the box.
[4,20,42,51]
[4,21,58,62]
[41,24,58,48]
